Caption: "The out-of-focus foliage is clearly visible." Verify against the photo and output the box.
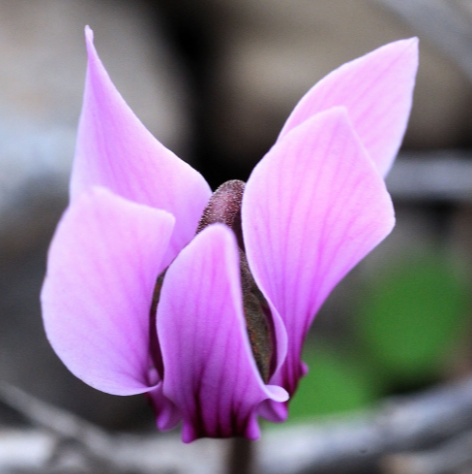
[289,344,379,420]
[358,255,469,381]
[287,254,470,421]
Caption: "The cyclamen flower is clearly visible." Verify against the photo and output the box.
[41,27,418,442]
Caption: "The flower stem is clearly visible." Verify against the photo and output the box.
[227,437,255,474]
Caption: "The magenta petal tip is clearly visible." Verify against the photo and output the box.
[278,37,419,176]
[84,25,93,41]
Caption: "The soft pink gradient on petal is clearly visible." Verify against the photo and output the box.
[157,224,288,442]
[71,27,211,265]
[258,398,288,423]
[278,38,418,176]
[243,107,395,402]
[41,187,175,395]
[147,383,181,431]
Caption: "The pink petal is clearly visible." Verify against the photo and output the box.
[243,107,395,401]
[278,38,418,176]
[41,187,175,395]
[157,224,288,442]
[267,302,288,381]
[71,27,211,265]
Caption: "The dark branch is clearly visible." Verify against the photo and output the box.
[259,375,472,474]
[382,429,472,474]
[375,0,472,83]
[387,152,472,202]
[2,376,472,474]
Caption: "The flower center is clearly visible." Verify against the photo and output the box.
[197,180,274,382]
[151,180,274,383]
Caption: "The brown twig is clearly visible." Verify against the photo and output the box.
[2,377,472,474]
[386,152,472,202]
[382,429,472,474]
[259,375,472,474]
[375,0,472,83]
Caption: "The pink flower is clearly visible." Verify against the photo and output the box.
[41,27,418,442]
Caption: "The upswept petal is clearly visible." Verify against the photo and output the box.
[278,38,418,176]
[157,224,288,443]
[41,187,175,395]
[242,107,395,400]
[71,27,211,265]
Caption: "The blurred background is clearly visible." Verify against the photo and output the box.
[1,0,472,473]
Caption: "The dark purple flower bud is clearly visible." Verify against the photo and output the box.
[196,180,273,382]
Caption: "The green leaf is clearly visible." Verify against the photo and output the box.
[288,342,379,420]
[357,255,468,380]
